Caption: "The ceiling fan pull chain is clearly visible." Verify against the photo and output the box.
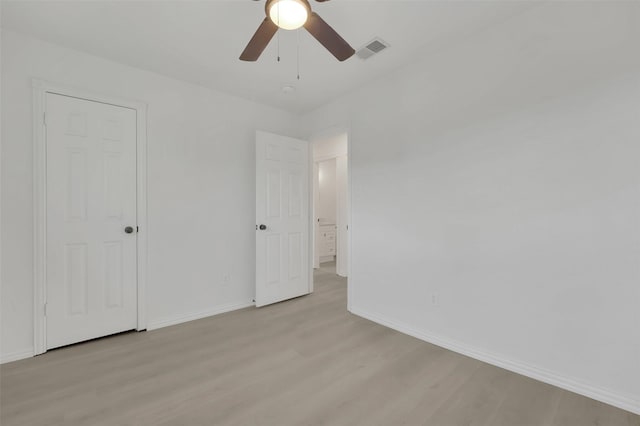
[297,28,301,80]
[277,5,281,62]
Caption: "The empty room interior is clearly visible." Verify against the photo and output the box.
[1,0,639,424]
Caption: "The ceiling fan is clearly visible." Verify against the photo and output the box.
[240,0,355,62]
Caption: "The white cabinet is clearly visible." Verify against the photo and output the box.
[319,225,336,258]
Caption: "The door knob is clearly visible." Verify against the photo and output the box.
[124,226,134,234]
[259,224,267,230]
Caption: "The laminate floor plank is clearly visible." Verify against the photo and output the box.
[1,262,638,425]
[483,376,561,426]
[550,391,640,426]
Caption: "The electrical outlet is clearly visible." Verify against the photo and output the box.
[222,274,231,285]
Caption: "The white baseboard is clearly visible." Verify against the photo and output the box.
[0,302,254,363]
[349,305,640,416]
[1,348,34,364]
[147,301,255,331]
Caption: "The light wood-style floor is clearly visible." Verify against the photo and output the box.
[2,263,639,426]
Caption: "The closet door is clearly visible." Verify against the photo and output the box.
[46,93,138,349]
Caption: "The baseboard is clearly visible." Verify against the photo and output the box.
[1,348,34,364]
[349,305,640,415]
[0,303,255,362]
[147,301,255,331]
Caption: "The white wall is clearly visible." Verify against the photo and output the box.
[0,8,5,362]
[317,159,337,225]
[303,1,640,414]
[0,29,300,361]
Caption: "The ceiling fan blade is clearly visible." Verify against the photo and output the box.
[239,18,279,61]
[304,12,355,61]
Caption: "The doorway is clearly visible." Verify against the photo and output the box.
[312,130,349,279]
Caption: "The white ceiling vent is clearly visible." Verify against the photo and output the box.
[356,38,390,60]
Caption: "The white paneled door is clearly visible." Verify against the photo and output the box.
[256,131,310,307]
[45,93,138,349]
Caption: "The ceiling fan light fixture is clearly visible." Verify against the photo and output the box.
[269,0,309,30]
[239,0,355,62]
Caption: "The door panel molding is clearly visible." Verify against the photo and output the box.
[32,79,148,355]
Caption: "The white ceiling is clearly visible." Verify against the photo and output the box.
[1,0,536,113]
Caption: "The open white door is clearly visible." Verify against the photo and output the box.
[256,131,310,307]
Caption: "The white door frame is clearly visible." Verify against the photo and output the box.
[307,138,315,294]
[32,79,148,355]
[309,125,352,308]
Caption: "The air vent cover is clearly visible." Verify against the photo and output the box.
[356,38,389,60]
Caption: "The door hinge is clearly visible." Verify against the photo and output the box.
[43,112,46,126]
[44,303,47,317]
[137,226,139,233]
